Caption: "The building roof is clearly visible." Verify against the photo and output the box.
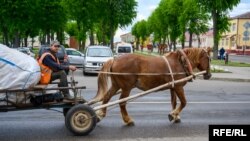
[120,32,132,37]
[231,11,250,19]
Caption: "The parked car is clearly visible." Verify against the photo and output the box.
[16,47,35,58]
[38,45,69,74]
[65,48,85,68]
[83,45,113,75]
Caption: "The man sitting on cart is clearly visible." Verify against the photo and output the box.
[39,40,77,100]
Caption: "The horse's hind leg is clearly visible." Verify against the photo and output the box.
[96,85,119,121]
[168,87,186,123]
[119,89,134,126]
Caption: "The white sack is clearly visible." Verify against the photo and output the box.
[0,44,41,90]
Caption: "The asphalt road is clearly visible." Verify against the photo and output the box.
[228,54,250,64]
[0,70,250,141]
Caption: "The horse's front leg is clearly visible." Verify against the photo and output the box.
[170,89,177,110]
[168,87,186,123]
[119,90,134,126]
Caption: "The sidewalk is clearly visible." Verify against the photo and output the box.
[211,66,250,82]
[137,49,250,82]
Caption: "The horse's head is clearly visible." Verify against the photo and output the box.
[197,47,212,80]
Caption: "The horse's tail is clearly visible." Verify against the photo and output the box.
[87,59,114,105]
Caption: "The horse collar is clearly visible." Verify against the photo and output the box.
[178,49,194,78]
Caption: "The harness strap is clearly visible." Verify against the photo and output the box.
[161,56,175,88]
[178,49,195,78]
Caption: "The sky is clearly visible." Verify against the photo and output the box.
[114,0,250,42]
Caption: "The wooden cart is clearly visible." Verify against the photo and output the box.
[0,71,206,136]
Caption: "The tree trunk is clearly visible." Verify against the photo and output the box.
[181,29,185,49]
[46,29,50,45]
[24,37,28,47]
[31,37,35,49]
[173,40,176,51]
[3,27,9,46]
[89,29,94,45]
[14,31,20,48]
[136,38,139,50]
[109,22,114,49]
[40,33,46,45]
[82,40,86,49]
[212,10,219,59]
[198,36,201,48]
[189,32,193,47]
[57,29,64,44]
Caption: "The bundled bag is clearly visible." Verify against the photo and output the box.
[0,44,41,90]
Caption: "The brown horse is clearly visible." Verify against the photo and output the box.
[89,47,212,125]
[158,44,168,55]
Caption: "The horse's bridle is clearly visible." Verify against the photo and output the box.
[201,48,211,75]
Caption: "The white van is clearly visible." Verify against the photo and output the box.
[116,42,133,56]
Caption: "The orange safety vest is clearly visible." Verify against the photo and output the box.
[38,52,60,84]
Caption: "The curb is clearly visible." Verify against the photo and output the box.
[196,76,250,83]
[210,77,250,83]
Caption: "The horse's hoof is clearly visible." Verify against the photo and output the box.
[174,118,181,123]
[168,114,174,122]
[126,121,135,126]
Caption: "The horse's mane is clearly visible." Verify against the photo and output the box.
[163,47,206,64]
[183,48,202,64]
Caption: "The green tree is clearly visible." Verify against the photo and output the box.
[132,22,141,50]
[147,6,169,45]
[0,0,40,47]
[98,0,137,50]
[38,0,67,45]
[198,0,240,59]
[62,0,97,49]
[137,20,149,47]
[179,0,209,48]
[159,0,183,51]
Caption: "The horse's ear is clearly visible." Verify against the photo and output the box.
[206,47,212,53]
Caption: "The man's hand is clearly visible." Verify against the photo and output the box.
[69,65,77,71]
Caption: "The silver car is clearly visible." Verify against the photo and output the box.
[16,47,35,58]
[83,45,113,75]
[65,48,85,68]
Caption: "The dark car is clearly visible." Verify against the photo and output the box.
[38,45,70,74]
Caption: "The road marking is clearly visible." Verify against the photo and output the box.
[129,101,250,104]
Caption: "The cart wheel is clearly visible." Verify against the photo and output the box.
[65,104,97,136]
[63,108,70,117]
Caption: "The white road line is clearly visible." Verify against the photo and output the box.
[129,101,250,104]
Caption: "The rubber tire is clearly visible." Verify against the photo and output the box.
[65,104,97,136]
[63,108,70,117]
